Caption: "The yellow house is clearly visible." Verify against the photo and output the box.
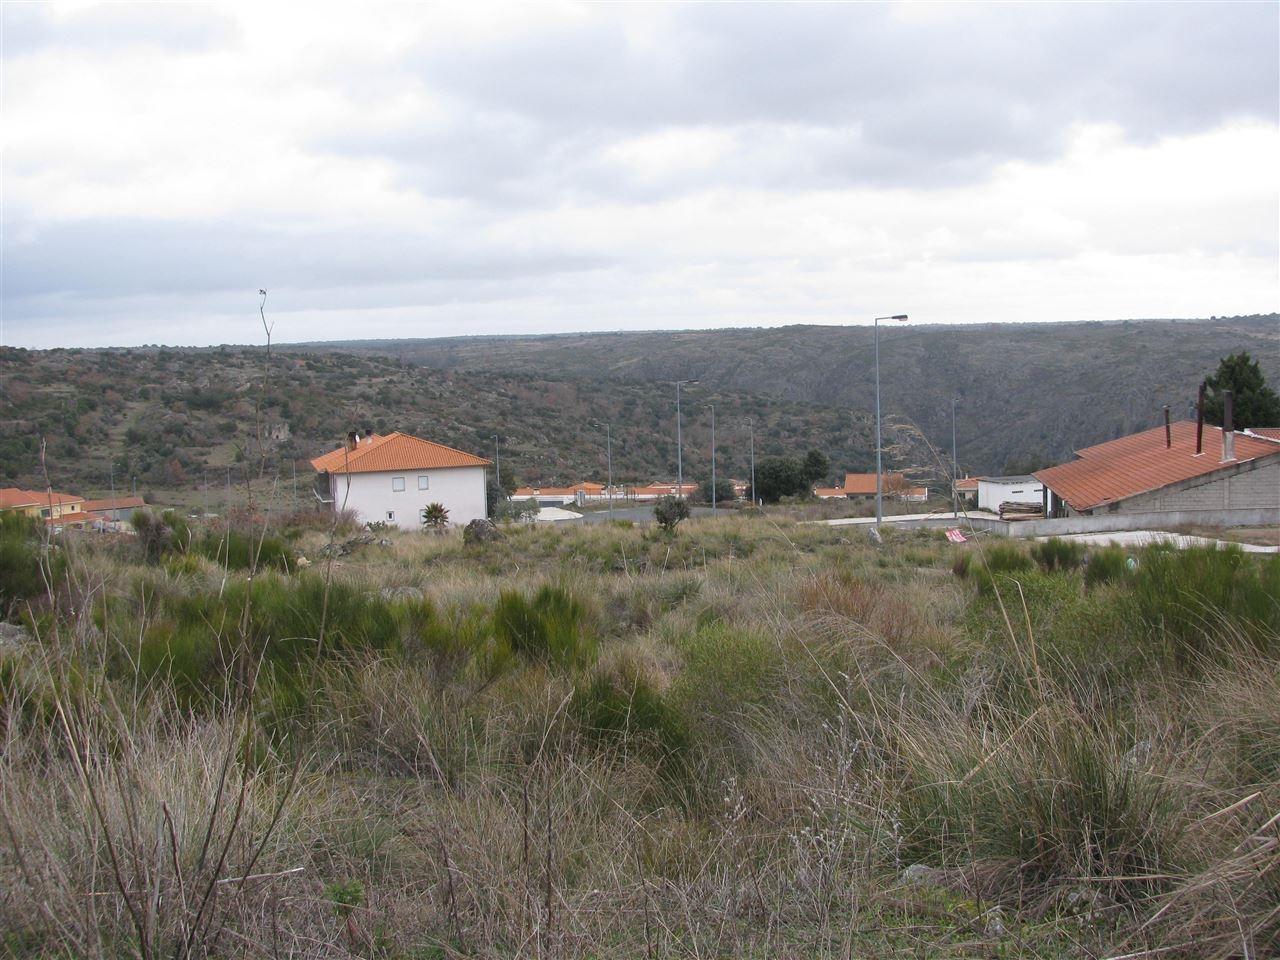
[0,488,43,519]
[0,488,88,523]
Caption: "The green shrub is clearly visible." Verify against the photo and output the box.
[1085,547,1130,587]
[0,513,46,611]
[492,585,596,668]
[973,542,1032,595]
[195,528,293,572]
[1030,537,1084,573]
[654,496,690,532]
[573,659,690,770]
[1129,545,1280,661]
[897,709,1181,898]
[131,576,406,708]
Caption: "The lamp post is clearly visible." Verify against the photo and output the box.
[951,397,960,515]
[605,423,613,518]
[709,404,717,513]
[874,314,909,529]
[492,435,501,490]
[743,417,756,507]
[673,380,698,497]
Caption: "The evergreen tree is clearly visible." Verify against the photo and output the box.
[1204,352,1280,428]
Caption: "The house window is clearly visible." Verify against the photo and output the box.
[386,511,395,521]
[392,476,405,491]
[418,475,430,490]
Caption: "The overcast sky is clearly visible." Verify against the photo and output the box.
[2,1,1277,349]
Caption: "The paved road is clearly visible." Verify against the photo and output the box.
[580,505,722,524]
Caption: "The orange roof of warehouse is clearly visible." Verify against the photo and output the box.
[843,472,908,495]
[1034,421,1280,512]
[311,433,491,474]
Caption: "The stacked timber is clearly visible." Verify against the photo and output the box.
[999,501,1045,521]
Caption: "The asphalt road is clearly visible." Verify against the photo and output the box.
[579,505,722,524]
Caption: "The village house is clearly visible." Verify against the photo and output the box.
[311,431,491,530]
[0,488,94,528]
[1035,420,1280,521]
[833,472,927,501]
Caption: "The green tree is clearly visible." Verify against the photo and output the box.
[1204,352,1280,429]
[801,449,830,484]
[485,469,517,516]
[698,477,735,504]
[754,455,807,503]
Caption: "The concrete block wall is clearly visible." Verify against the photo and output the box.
[1121,461,1280,514]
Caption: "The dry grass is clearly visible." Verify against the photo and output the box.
[1,514,1276,958]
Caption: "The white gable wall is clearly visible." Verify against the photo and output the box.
[977,478,1044,512]
[329,466,487,529]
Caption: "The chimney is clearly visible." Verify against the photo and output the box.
[1195,381,1205,455]
[1163,405,1171,448]
[1221,390,1235,462]
[346,431,358,452]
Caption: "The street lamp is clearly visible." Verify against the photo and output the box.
[874,314,909,529]
[951,397,961,515]
[673,379,698,497]
[492,435,501,491]
[709,404,717,513]
[743,417,756,507]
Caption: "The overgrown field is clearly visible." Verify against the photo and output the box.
[2,510,1278,959]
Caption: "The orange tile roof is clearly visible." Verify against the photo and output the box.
[45,511,95,526]
[1035,421,1280,512]
[82,496,146,512]
[311,432,490,474]
[1,488,84,508]
[843,472,907,495]
[1246,427,1280,443]
[0,488,43,509]
[955,477,982,491]
[514,482,605,497]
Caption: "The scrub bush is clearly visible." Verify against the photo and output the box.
[493,585,596,668]
[1030,537,1084,572]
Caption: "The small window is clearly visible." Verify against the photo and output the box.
[386,511,395,521]
[392,476,405,492]
[418,475,430,490]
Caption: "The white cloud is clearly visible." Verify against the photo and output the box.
[1,1,1276,348]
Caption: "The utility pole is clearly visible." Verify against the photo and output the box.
[109,461,115,502]
[709,404,717,513]
[492,435,501,490]
[744,417,756,507]
[673,380,698,497]
[606,423,613,518]
[951,397,960,515]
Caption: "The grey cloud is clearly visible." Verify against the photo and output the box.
[1,214,610,305]
[322,3,1276,202]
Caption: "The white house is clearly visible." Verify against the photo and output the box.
[977,475,1044,512]
[311,432,491,529]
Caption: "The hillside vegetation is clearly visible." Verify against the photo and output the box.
[2,315,1275,505]
[1,509,1276,957]
[310,313,1280,472]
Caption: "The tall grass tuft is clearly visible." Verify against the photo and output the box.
[1030,537,1084,572]
[1084,546,1130,587]
[1129,545,1280,661]
[492,585,596,668]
